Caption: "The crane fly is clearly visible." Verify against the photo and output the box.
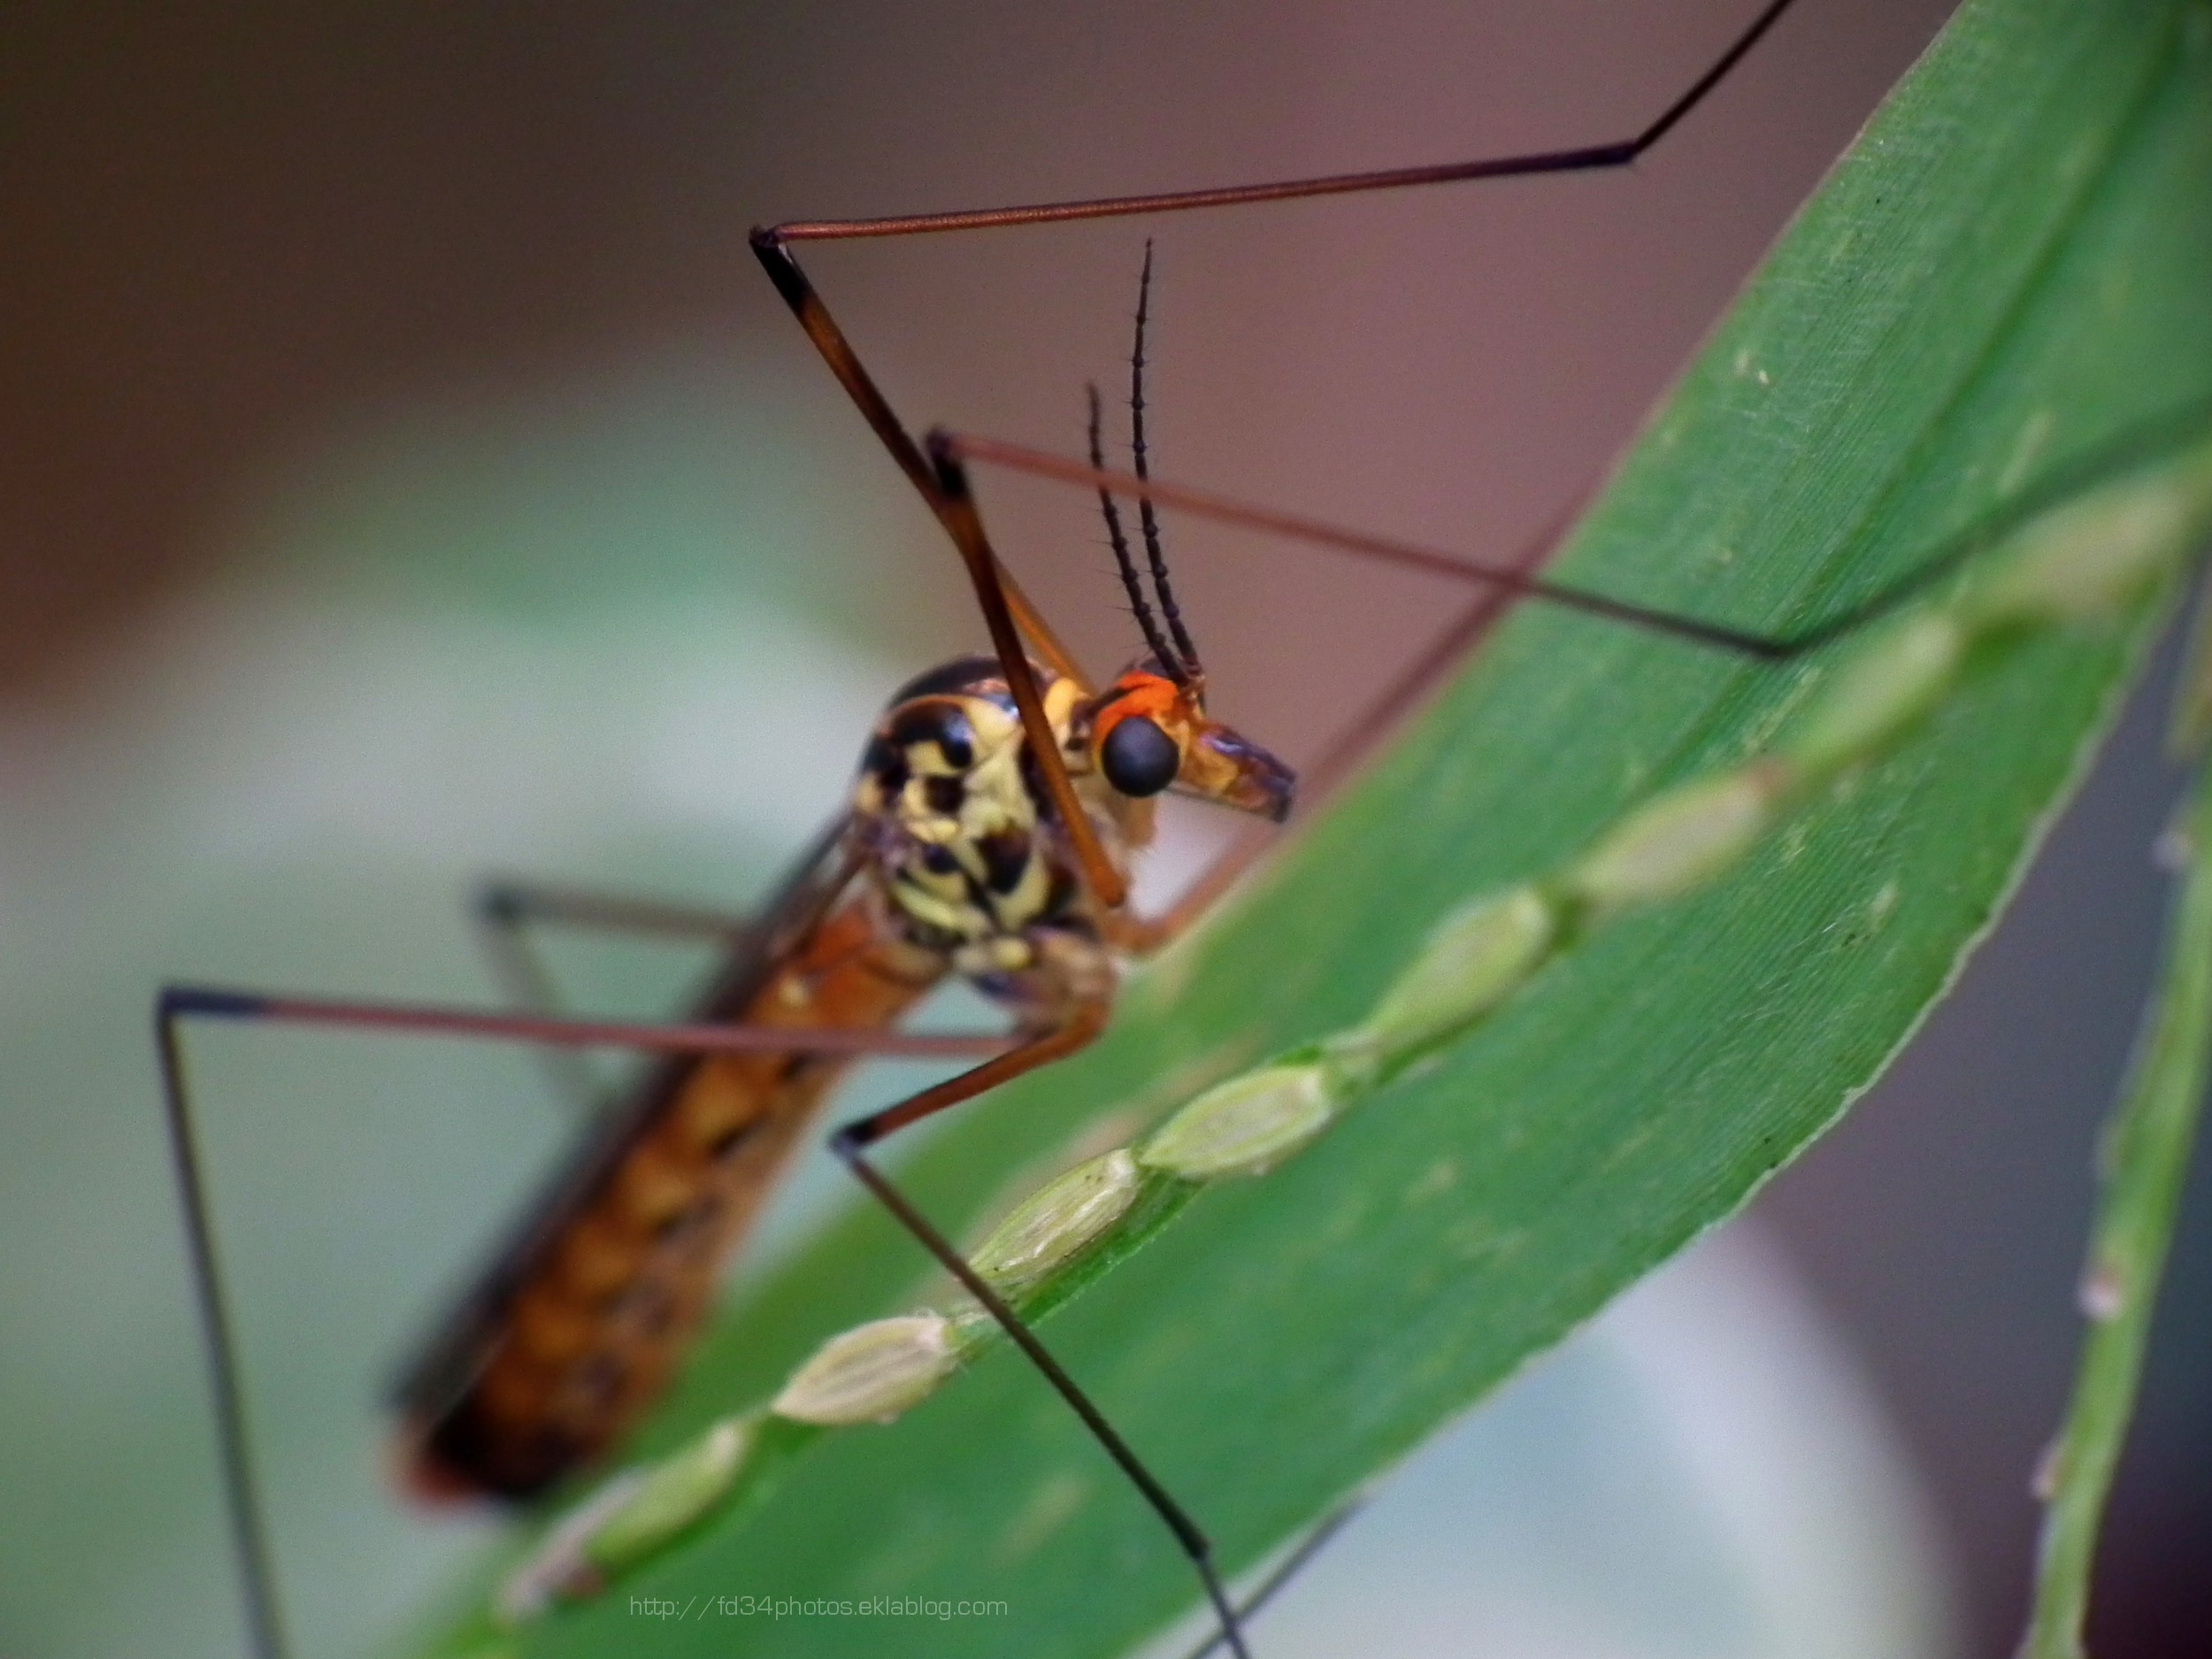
[161,252,1321,1653]
[151,1,2210,1655]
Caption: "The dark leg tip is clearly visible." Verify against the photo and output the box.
[474,880,526,925]
[158,985,269,1021]
[749,231,810,308]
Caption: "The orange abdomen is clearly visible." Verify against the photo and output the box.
[400,898,940,1500]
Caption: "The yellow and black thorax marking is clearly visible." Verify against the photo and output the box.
[852,655,1127,974]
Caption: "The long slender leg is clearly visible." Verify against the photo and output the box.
[760,0,1800,246]
[954,391,2212,951]
[926,422,1760,937]
[169,1004,1249,1650]
[872,426,2206,1643]
[746,238,1086,690]
[900,435,1577,957]
[752,245,1124,911]
[747,0,1807,938]
[1181,1498,1368,1659]
[745,0,1801,694]
[954,396,2212,669]
[749,4,1805,928]
[920,434,1133,908]
[154,987,1012,1659]
[160,985,1008,1057]
[823,1001,1253,1659]
[1121,494,1590,953]
[475,875,759,949]
[157,1007,289,1659]
[472,876,764,1116]
[949,434,1788,659]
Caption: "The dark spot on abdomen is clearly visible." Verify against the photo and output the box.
[707,1120,757,1160]
[653,1194,721,1244]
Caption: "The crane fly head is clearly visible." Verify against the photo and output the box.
[1064,252,1295,825]
[1085,663,1294,824]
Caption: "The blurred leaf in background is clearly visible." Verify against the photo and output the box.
[0,338,955,1658]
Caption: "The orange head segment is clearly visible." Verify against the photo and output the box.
[1087,668,1295,823]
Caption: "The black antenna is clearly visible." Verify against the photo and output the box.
[1129,241,1203,679]
[1089,381,1182,675]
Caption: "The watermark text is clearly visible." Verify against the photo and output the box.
[629,1593,1009,1622]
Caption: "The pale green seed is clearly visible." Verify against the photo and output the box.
[1785,611,1965,781]
[1356,884,1561,1064]
[1137,1063,1336,1181]
[1964,459,2212,627]
[968,1148,1141,1296]
[495,1468,644,1621]
[1567,763,1791,917]
[772,1314,961,1425]
[583,1415,750,1575]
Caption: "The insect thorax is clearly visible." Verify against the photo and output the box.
[851,655,1132,1000]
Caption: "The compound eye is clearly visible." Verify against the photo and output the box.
[1100,715,1179,797]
